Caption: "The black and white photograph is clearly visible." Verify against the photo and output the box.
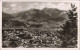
[2,1,79,48]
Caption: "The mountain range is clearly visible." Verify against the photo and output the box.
[2,8,69,30]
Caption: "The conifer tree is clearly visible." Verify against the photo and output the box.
[58,3,77,47]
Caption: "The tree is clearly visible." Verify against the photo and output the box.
[57,3,77,48]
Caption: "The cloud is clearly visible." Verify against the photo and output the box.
[25,3,70,10]
[57,3,71,10]
[10,4,16,7]
[3,2,72,14]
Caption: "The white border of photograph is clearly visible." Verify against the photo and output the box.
[0,0,80,50]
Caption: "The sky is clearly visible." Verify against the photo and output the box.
[2,2,75,14]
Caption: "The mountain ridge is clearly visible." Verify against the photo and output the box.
[2,8,69,29]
